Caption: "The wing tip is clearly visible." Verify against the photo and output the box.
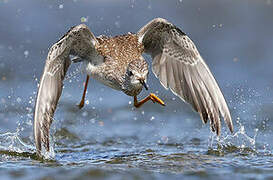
[215,115,233,136]
[34,119,42,156]
[226,116,234,134]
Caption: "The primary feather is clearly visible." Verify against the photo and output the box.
[137,18,233,135]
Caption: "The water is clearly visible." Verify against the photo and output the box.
[1,0,273,179]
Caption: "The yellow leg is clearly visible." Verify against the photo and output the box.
[78,75,90,109]
[134,93,165,108]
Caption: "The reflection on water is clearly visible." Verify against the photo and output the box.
[1,0,273,179]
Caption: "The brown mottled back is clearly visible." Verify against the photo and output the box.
[96,33,144,66]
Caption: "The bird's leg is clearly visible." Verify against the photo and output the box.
[78,75,90,109]
[134,93,165,108]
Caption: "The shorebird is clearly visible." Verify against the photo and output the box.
[34,18,233,156]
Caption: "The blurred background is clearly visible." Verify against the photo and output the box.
[0,0,273,179]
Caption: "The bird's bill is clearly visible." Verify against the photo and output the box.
[139,79,148,90]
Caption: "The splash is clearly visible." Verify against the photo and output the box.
[0,130,36,160]
[0,131,33,152]
[0,122,56,160]
[207,85,266,155]
[219,123,258,149]
[0,92,36,157]
[208,121,259,155]
[40,141,56,160]
[0,90,57,160]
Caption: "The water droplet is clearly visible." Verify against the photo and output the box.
[114,21,120,28]
[16,97,22,103]
[1,98,6,104]
[24,50,29,58]
[82,111,88,117]
[161,136,169,143]
[90,118,95,124]
[59,4,64,9]
[233,57,239,62]
[81,17,88,23]
[240,126,245,134]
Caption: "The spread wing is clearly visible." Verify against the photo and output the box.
[137,18,233,135]
[34,24,102,156]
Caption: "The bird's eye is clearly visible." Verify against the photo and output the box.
[128,71,133,76]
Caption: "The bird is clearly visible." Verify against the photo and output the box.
[33,18,234,156]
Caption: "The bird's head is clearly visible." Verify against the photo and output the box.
[123,57,149,95]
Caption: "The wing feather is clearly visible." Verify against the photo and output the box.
[34,24,102,156]
[138,18,233,135]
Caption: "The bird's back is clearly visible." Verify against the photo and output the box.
[96,33,144,66]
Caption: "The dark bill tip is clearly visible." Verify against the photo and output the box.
[140,80,148,90]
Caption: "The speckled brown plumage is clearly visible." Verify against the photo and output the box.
[96,33,144,63]
[83,33,147,95]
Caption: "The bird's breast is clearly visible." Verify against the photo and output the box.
[83,61,123,91]
[122,83,143,97]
